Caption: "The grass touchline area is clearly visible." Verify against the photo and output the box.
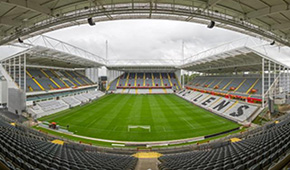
[34,126,245,148]
[39,94,240,142]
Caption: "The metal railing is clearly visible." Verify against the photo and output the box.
[1,2,289,47]
[11,35,107,66]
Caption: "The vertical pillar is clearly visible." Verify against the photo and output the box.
[8,59,11,78]
[268,60,271,91]
[182,70,184,88]
[287,67,290,93]
[284,66,287,96]
[19,56,21,89]
[262,58,264,108]
[274,63,276,81]
[24,54,26,93]
[13,58,16,82]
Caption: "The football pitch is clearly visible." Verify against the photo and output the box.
[39,94,240,141]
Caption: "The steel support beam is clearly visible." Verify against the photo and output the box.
[246,3,290,19]
[0,0,52,15]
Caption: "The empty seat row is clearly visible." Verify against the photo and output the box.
[158,118,290,170]
[0,119,137,170]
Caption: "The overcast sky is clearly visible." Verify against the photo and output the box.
[3,19,290,76]
[44,20,246,61]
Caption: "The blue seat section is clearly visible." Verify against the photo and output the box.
[60,71,80,86]
[25,68,95,92]
[187,75,263,98]
[108,72,181,90]
[136,73,143,87]
[169,73,181,89]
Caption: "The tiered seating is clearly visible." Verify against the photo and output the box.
[159,118,290,170]
[90,90,105,98]
[27,68,54,90]
[108,72,181,93]
[81,93,96,100]
[28,100,69,118]
[177,90,259,123]
[0,119,137,170]
[74,94,89,103]
[168,73,181,90]
[162,73,169,86]
[187,75,269,103]
[62,96,81,107]
[136,73,143,87]
[28,91,105,118]
[38,100,68,112]
[25,68,95,92]
[145,73,152,87]
[43,69,67,88]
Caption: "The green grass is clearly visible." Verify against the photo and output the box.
[39,94,240,142]
[34,126,244,148]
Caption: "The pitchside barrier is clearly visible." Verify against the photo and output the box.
[124,127,241,148]
[204,127,241,139]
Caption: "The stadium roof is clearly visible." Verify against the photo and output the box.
[3,46,103,68]
[3,35,107,68]
[181,37,290,73]
[0,0,290,47]
[181,47,265,73]
[107,65,178,72]
[2,35,106,68]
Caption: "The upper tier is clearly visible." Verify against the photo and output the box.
[9,67,95,92]
[108,72,181,91]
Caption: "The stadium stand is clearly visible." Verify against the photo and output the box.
[74,94,90,103]
[1,9,290,168]
[186,75,265,104]
[177,89,260,124]
[27,90,105,118]
[158,117,290,170]
[108,72,181,94]
[0,118,137,170]
[25,68,94,92]
[62,96,82,107]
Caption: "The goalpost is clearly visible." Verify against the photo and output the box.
[128,125,151,132]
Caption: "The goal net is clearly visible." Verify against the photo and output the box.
[128,125,151,132]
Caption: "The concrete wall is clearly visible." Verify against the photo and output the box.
[174,69,182,88]
[107,69,124,85]
[8,88,26,115]
[0,80,8,104]
[85,68,99,83]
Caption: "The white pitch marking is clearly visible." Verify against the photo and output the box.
[182,117,195,129]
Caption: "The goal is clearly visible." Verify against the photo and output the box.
[128,125,151,132]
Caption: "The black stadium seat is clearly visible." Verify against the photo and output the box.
[0,119,137,170]
[158,117,290,170]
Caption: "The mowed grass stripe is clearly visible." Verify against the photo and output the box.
[104,95,135,140]
[154,95,191,140]
[39,94,240,141]
[167,95,238,133]
[165,94,204,129]
[141,95,154,131]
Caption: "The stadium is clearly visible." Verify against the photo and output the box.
[0,0,290,170]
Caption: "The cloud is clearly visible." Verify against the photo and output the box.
[45,19,246,61]
[8,19,285,75]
